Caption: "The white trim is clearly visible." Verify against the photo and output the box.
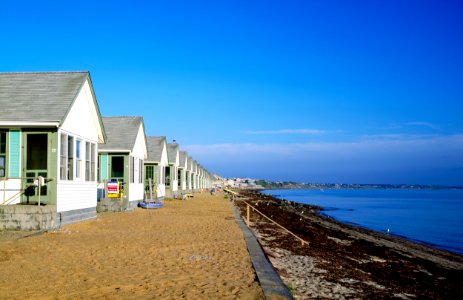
[0,121,60,127]
[59,128,99,144]
[98,149,131,153]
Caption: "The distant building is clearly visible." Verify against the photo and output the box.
[166,142,180,198]
[191,160,199,192]
[178,151,188,193]
[186,156,194,192]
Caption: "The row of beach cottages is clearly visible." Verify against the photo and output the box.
[0,71,215,230]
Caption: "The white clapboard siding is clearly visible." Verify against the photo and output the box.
[127,182,144,202]
[132,124,147,160]
[60,80,101,143]
[56,182,98,212]
[128,123,147,202]
[157,183,166,198]
[181,169,187,191]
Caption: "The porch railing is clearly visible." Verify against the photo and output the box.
[1,176,53,206]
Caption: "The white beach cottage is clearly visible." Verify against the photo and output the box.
[0,71,106,230]
[192,160,199,192]
[178,151,188,194]
[186,155,194,193]
[97,116,147,211]
[144,136,168,200]
[166,142,180,198]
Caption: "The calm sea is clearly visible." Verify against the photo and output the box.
[262,188,463,254]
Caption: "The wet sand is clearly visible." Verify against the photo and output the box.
[0,193,264,299]
[234,190,463,299]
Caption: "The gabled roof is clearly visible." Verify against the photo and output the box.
[179,151,188,168]
[146,136,167,162]
[99,116,143,151]
[0,71,94,124]
[167,143,179,165]
[187,156,194,171]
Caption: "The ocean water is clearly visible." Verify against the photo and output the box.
[262,188,463,254]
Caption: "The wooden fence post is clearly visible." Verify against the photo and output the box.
[246,204,250,225]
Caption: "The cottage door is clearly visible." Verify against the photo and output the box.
[109,155,125,182]
[22,133,50,204]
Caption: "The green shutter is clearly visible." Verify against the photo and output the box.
[100,154,108,181]
[8,130,21,177]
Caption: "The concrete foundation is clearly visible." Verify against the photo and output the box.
[0,205,57,230]
[59,207,96,226]
[96,198,139,212]
[0,205,98,231]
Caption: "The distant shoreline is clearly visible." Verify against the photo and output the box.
[239,178,463,190]
[254,184,463,191]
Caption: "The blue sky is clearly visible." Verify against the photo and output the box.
[1,0,462,185]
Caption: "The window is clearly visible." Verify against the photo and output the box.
[85,142,91,181]
[76,139,81,178]
[0,132,6,177]
[145,165,154,181]
[165,166,171,186]
[84,142,96,182]
[152,164,159,184]
[129,156,135,183]
[90,143,96,181]
[139,159,143,183]
[60,134,67,180]
[67,136,74,180]
[60,134,76,180]
[111,156,124,180]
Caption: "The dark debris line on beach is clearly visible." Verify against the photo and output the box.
[233,190,463,300]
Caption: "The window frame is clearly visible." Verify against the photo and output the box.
[90,143,96,182]
[85,142,91,181]
[165,166,171,186]
[139,159,143,183]
[67,136,74,180]
[60,134,67,180]
[130,156,135,183]
[0,132,7,178]
[76,139,82,179]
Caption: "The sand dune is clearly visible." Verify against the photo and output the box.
[0,193,264,299]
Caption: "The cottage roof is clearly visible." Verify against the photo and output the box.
[187,156,194,171]
[167,143,179,165]
[192,160,198,173]
[179,151,188,168]
[99,116,143,151]
[146,136,166,162]
[0,71,90,123]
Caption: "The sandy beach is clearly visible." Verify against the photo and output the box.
[0,193,264,299]
[234,190,463,299]
[3,189,462,300]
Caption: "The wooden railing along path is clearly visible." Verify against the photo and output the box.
[225,188,309,247]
